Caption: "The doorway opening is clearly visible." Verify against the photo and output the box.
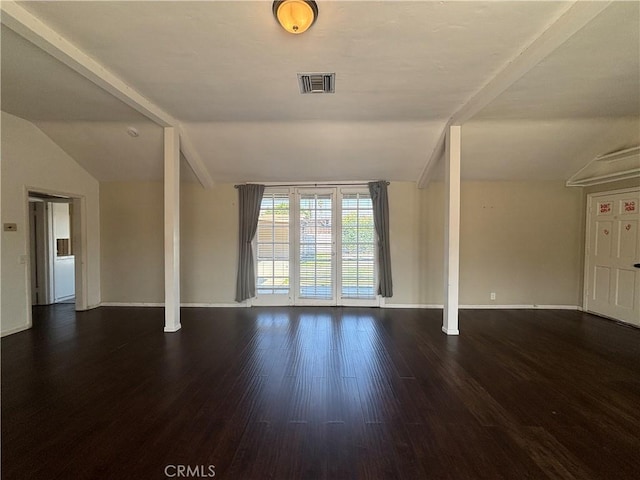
[28,191,79,308]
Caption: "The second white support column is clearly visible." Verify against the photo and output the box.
[443,125,461,335]
[164,127,181,332]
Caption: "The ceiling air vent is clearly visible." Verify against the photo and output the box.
[298,73,335,94]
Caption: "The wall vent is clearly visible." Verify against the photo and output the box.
[298,73,335,94]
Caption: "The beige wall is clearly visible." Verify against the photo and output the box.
[1,112,101,335]
[100,182,427,306]
[99,179,585,308]
[458,181,583,306]
[418,181,445,305]
[388,180,584,307]
[180,183,238,304]
[100,182,164,303]
[0,112,620,320]
[385,182,423,305]
[100,182,239,304]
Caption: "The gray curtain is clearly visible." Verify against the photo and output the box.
[368,181,393,297]
[235,184,265,302]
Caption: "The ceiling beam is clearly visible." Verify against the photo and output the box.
[0,0,214,189]
[417,0,613,188]
[417,128,446,189]
[179,127,215,189]
[0,1,174,126]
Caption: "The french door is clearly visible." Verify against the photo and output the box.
[254,187,378,306]
[296,189,336,305]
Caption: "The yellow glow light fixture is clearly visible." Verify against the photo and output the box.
[273,0,318,34]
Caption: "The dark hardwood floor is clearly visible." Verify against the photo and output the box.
[2,305,639,479]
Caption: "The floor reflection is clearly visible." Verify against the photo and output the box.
[250,309,388,424]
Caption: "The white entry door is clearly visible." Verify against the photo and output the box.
[585,189,640,326]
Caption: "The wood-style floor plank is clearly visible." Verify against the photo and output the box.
[2,304,639,479]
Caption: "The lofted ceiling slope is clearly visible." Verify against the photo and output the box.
[1,1,638,184]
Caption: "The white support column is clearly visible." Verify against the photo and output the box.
[164,127,181,333]
[443,125,461,335]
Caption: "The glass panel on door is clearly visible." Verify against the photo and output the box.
[341,193,376,300]
[299,193,334,300]
[256,193,290,297]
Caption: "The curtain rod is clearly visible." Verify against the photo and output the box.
[234,181,389,189]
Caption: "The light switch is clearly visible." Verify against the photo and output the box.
[4,223,17,232]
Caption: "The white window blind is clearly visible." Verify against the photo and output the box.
[299,193,333,299]
[341,193,375,299]
[256,193,290,295]
[255,187,378,306]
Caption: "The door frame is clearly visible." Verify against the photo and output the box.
[336,186,380,307]
[24,187,89,314]
[28,199,51,305]
[583,186,640,320]
[253,185,380,307]
[252,188,295,306]
[294,187,338,306]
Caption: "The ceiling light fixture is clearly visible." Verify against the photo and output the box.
[273,0,318,34]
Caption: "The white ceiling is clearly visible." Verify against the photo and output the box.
[475,3,640,121]
[2,1,639,184]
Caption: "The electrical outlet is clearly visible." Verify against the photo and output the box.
[490,292,496,300]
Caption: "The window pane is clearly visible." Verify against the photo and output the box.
[257,244,274,258]
[257,225,273,243]
[260,197,274,210]
[358,244,374,259]
[341,192,375,300]
[274,243,289,260]
[300,198,314,209]
[273,225,289,243]
[359,197,372,208]
[273,261,289,277]
[257,260,273,276]
[256,193,290,296]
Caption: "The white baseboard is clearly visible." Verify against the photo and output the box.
[1,324,31,337]
[382,303,443,309]
[382,303,581,310]
[460,304,581,310]
[182,302,248,308]
[442,326,460,335]
[99,302,247,308]
[100,302,164,307]
[98,302,582,311]
[533,305,582,311]
[78,303,102,311]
